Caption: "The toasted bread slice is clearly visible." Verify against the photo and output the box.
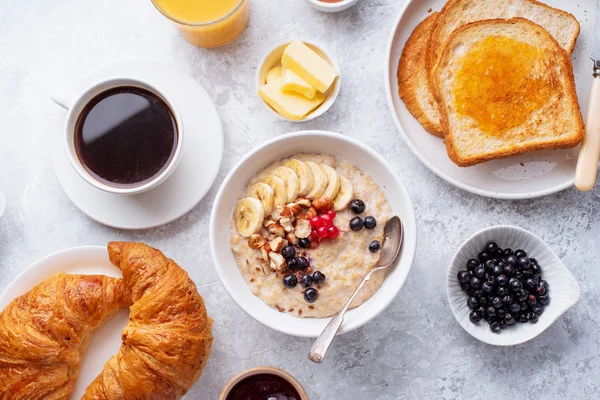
[433,18,584,167]
[398,13,444,137]
[426,0,580,74]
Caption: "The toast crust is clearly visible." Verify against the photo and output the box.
[433,18,584,167]
[397,13,445,137]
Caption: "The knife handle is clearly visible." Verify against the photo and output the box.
[575,76,600,192]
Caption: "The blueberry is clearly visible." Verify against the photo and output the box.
[497,287,509,296]
[364,216,377,229]
[538,294,550,306]
[467,259,480,270]
[490,322,502,333]
[298,238,311,249]
[349,217,364,231]
[528,312,539,324]
[295,256,310,270]
[525,278,537,290]
[282,274,298,288]
[517,290,528,302]
[300,274,313,288]
[484,259,496,271]
[493,265,504,276]
[531,303,544,315]
[518,313,529,323]
[531,263,541,274]
[497,309,506,319]
[522,269,534,277]
[487,276,497,286]
[506,255,518,266]
[286,258,299,271]
[501,295,513,305]
[519,302,528,311]
[457,271,471,284]
[304,288,319,303]
[504,248,514,256]
[509,303,521,313]
[533,274,542,283]
[492,297,502,308]
[518,257,531,269]
[460,283,470,292]
[528,295,537,305]
[473,289,484,299]
[514,271,523,280]
[486,306,497,318]
[505,313,516,325]
[474,266,486,278]
[469,310,483,323]
[369,240,381,253]
[468,297,479,309]
[504,265,515,276]
[495,247,505,258]
[515,249,527,258]
[470,277,482,289]
[509,278,523,291]
[281,245,296,260]
[479,296,488,306]
[486,242,498,254]
[350,199,366,214]
[537,280,548,296]
[481,282,493,293]
[497,275,508,286]
[312,271,326,285]
[478,251,490,262]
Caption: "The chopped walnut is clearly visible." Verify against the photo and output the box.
[269,237,285,252]
[294,219,311,239]
[269,252,286,272]
[261,244,272,262]
[281,203,302,218]
[286,232,299,246]
[313,197,334,213]
[280,217,294,232]
[267,223,286,238]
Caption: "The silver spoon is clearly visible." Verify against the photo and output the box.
[308,216,404,363]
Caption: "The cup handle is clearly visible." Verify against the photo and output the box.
[49,89,72,110]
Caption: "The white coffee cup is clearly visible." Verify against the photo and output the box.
[51,77,184,195]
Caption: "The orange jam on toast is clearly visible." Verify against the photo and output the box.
[452,36,554,136]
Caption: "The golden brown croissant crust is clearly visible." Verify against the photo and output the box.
[0,273,131,400]
[83,242,213,399]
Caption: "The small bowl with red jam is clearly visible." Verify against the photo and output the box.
[306,0,359,13]
[220,367,308,400]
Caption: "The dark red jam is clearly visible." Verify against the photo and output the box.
[226,373,301,400]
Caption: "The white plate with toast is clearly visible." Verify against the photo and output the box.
[385,0,595,199]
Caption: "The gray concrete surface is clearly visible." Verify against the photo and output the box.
[0,0,598,398]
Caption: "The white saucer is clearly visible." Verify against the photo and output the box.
[0,192,5,219]
[51,60,223,229]
[0,246,128,399]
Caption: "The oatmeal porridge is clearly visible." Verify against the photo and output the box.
[230,153,393,318]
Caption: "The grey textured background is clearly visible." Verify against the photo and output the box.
[1,0,599,398]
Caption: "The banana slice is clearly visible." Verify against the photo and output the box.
[306,161,328,200]
[271,166,300,203]
[333,176,354,211]
[284,159,314,197]
[249,182,275,215]
[234,197,265,237]
[263,175,287,207]
[321,164,341,200]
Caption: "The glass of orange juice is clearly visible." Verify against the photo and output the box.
[151,0,250,48]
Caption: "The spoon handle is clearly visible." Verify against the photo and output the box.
[308,269,376,363]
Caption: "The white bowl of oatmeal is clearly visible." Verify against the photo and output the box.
[210,130,417,337]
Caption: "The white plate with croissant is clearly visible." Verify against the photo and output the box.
[385,0,595,199]
[0,243,213,399]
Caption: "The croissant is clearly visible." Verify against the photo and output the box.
[83,242,213,399]
[0,273,131,400]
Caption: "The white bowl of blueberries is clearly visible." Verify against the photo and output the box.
[447,225,580,346]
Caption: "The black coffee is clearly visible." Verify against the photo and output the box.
[75,86,178,188]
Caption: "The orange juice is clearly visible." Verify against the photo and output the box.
[152,0,250,48]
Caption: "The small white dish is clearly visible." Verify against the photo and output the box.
[256,40,341,122]
[0,192,5,219]
[209,130,417,338]
[307,0,359,13]
[385,0,595,199]
[0,246,128,399]
[50,60,223,230]
[447,225,580,346]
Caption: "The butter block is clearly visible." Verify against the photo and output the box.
[281,41,337,93]
[281,68,317,99]
[259,77,325,121]
[266,65,283,84]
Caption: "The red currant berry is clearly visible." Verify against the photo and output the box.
[327,210,336,219]
[310,216,323,228]
[311,229,320,242]
[317,226,329,238]
[327,225,339,239]
[320,214,332,227]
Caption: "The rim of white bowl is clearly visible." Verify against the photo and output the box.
[209,130,417,337]
[446,225,581,346]
[383,0,575,200]
[255,40,341,123]
[306,0,359,10]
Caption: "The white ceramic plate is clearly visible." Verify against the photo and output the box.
[385,0,595,199]
[447,226,580,346]
[210,130,417,338]
[50,60,223,229]
[0,246,128,399]
[0,192,5,220]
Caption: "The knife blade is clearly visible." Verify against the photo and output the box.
[575,7,600,191]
